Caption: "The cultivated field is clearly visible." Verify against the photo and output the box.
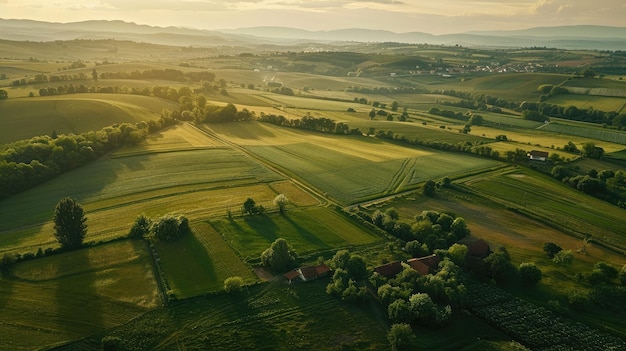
[205,121,501,204]
[2,41,626,351]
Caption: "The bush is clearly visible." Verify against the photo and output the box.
[224,276,245,293]
[519,262,542,286]
[101,336,125,351]
[151,214,190,241]
[387,323,417,351]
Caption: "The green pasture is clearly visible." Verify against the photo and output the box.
[205,121,499,204]
[480,112,544,129]
[0,150,283,254]
[541,121,626,145]
[562,77,626,90]
[0,94,173,144]
[213,207,383,260]
[424,73,570,101]
[154,221,256,299]
[246,141,499,205]
[255,92,365,111]
[0,240,159,350]
[0,122,291,254]
[469,124,626,153]
[459,167,626,251]
[349,120,491,144]
[545,94,626,112]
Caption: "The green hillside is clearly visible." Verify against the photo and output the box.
[0,94,175,144]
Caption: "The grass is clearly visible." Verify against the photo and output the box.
[0,94,175,144]
[545,94,626,112]
[459,167,626,251]
[468,124,626,153]
[0,240,159,350]
[0,123,287,255]
[423,73,570,101]
[213,207,383,260]
[541,121,626,145]
[205,122,499,205]
[154,222,256,299]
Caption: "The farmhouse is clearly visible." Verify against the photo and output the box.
[528,150,549,161]
[374,254,442,278]
[284,263,331,283]
[373,261,404,278]
[459,237,492,268]
[407,254,441,275]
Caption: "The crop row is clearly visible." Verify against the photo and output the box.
[466,283,626,351]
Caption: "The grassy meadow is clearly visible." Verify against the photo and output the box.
[206,121,501,204]
[0,94,176,144]
[458,167,626,250]
[213,207,383,261]
[0,240,159,350]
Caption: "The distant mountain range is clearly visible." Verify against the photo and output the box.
[1,18,626,51]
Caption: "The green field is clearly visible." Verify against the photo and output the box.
[0,123,288,255]
[0,240,159,350]
[421,73,570,101]
[545,94,626,113]
[541,121,626,145]
[459,167,626,251]
[205,121,500,204]
[4,41,626,351]
[213,207,383,261]
[155,221,257,299]
[0,94,176,143]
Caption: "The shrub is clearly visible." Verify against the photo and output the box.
[224,276,245,293]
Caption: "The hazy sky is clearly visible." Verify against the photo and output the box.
[1,0,624,34]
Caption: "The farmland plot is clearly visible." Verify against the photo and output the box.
[0,240,158,350]
[208,122,500,204]
[459,167,626,251]
[213,207,383,260]
[0,124,286,255]
[155,222,256,299]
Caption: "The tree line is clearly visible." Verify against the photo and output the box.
[97,68,215,83]
[0,116,176,198]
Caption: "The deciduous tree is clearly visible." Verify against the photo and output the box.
[387,323,417,351]
[273,194,289,214]
[261,238,297,271]
[224,276,245,293]
[519,262,542,286]
[53,197,87,250]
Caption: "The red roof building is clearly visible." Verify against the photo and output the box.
[407,254,441,275]
[284,263,331,283]
[406,259,430,276]
[373,261,404,278]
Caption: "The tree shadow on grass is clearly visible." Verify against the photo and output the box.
[282,214,329,252]
[240,215,280,244]
[54,248,103,339]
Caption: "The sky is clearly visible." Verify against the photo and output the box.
[1,0,624,34]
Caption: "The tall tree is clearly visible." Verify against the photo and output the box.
[261,238,297,271]
[53,197,87,250]
[273,194,289,214]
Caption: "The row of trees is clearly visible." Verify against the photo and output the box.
[97,68,216,83]
[258,113,359,135]
[0,117,176,198]
[551,166,626,207]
